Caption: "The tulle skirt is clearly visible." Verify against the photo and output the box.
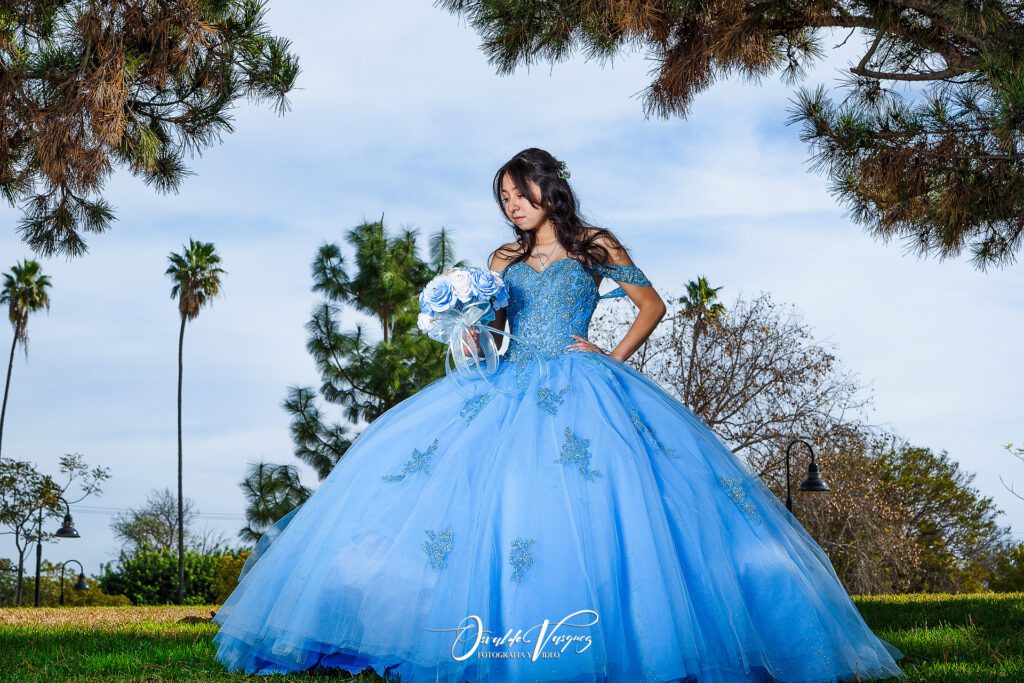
[212,351,905,682]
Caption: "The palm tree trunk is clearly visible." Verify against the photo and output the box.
[33,508,42,607]
[176,314,186,605]
[0,332,17,458]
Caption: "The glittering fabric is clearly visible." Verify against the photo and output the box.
[501,259,652,361]
[630,406,680,457]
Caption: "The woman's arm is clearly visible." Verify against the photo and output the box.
[569,235,667,362]
[481,249,514,353]
[459,248,516,358]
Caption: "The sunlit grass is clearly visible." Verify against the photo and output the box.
[2,595,1023,681]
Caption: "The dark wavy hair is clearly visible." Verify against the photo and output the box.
[489,147,626,267]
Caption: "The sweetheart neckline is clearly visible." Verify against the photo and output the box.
[501,258,604,293]
[502,257,581,276]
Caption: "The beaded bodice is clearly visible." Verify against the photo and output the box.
[500,258,652,361]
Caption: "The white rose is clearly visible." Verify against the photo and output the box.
[447,269,474,303]
[417,311,436,333]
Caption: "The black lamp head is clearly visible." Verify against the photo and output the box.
[55,513,80,538]
[798,459,830,492]
[73,571,88,591]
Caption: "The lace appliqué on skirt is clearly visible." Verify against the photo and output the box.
[555,426,602,481]
[630,406,680,457]
[508,537,536,584]
[536,385,570,415]
[422,528,454,569]
[381,438,440,482]
[460,391,494,424]
[718,475,763,526]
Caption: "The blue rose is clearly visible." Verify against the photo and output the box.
[466,266,508,310]
[487,269,509,310]
[419,276,456,313]
[469,267,501,300]
[492,285,509,310]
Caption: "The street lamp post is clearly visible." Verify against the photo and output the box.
[785,438,831,513]
[33,497,80,607]
[59,560,88,606]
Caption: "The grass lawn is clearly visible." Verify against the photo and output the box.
[1,593,1022,682]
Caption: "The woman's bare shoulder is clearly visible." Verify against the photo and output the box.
[488,241,522,272]
[584,227,631,265]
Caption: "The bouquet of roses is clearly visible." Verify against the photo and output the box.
[417,266,510,383]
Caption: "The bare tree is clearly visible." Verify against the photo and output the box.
[1000,442,1024,501]
[592,287,871,478]
[111,487,227,556]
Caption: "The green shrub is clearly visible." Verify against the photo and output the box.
[991,543,1024,592]
[213,550,250,604]
[98,549,231,605]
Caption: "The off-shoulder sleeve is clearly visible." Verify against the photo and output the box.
[586,262,653,299]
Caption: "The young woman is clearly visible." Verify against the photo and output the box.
[213,147,905,682]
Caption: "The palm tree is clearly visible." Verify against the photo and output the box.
[679,276,726,408]
[0,260,52,458]
[165,239,225,605]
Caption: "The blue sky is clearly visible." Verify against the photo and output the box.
[2,2,1022,577]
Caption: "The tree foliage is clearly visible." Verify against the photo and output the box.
[990,542,1024,592]
[166,239,227,322]
[0,557,15,605]
[294,220,461,449]
[438,0,1024,268]
[0,0,300,257]
[798,430,1012,594]
[238,220,462,538]
[0,259,51,356]
[794,424,924,594]
[213,549,250,603]
[238,462,308,543]
[878,440,1010,593]
[165,237,226,605]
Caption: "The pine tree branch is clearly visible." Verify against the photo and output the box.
[849,63,969,80]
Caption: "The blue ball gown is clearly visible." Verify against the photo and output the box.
[213,257,906,682]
